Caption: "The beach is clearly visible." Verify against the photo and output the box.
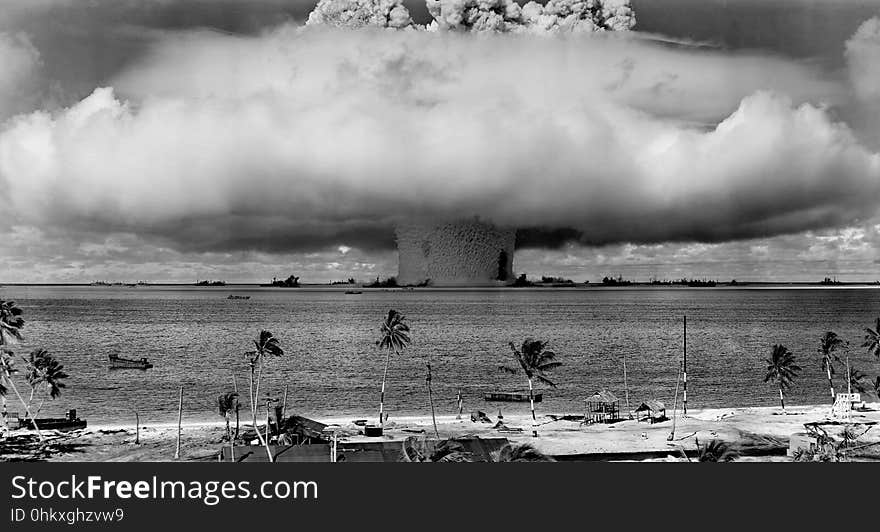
[3,403,878,462]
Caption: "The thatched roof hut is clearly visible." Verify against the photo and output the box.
[585,390,621,424]
[634,400,666,423]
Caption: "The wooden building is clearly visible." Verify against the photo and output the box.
[634,400,667,424]
[585,390,621,424]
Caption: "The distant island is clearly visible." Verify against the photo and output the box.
[365,276,398,288]
[195,280,226,286]
[261,275,300,288]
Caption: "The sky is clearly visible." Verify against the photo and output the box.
[1,0,880,283]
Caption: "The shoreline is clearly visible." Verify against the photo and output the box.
[4,402,877,462]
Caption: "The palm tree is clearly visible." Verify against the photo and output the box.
[0,350,18,434]
[818,331,845,401]
[697,439,738,462]
[0,300,24,428]
[0,300,24,346]
[863,317,880,360]
[763,344,800,411]
[218,392,240,462]
[0,349,45,441]
[491,442,555,462]
[501,338,562,428]
[243,330,283,452]
[847,366,871,394]
[218,392,240,441]
[376,310,410,430]
[23,348,68,417]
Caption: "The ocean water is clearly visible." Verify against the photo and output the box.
[2,285,879,425]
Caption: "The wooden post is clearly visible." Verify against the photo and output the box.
[174,386,183,459]
[668,361,682,441]
[281,383,289,421]
[426,363,439,439]
[456,388,463,420]
[623,353,630,418]
[682,316,687,417]
[134,410,140,445]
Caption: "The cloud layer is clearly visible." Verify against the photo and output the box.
[0,14,878,263]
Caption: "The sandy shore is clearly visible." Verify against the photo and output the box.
[2,403,879,462]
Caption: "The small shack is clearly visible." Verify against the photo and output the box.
[634,400,666,424]
[283,415,330,444]
[585,390,620,424]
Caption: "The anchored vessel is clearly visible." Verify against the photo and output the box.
[108,354,153,370]
[483,392,543,403]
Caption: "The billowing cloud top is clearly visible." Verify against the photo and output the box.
[308,0,415,29]
[305,0,636,33]
[0,1,878,268]
[426,0,635,33]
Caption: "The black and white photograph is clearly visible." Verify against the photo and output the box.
[2,0,880,469]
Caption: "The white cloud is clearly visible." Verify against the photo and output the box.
[0,22,876,265]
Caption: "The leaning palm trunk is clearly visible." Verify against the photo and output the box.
[527,377,536,421]
[248,364,266,447]
[778,386,786,411]
[826,366,835,402]
[528,377,538,437]
[7,378,42,442]
[263,400,274,462]
[378,350,392,428]
[426,363,438,439]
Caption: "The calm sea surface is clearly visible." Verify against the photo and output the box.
[2,286,879,425]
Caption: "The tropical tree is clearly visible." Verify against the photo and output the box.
[376,309,410,431]
[0,300,24,345]
[0,351,17,434]
[491,442,555,462]
[863,317,880,360]
[818,331,845,401]
[22,348,68,418]
[763,344,800,412]
[697,439,738,462]
[500,338,562,425]
[243,330,283,453]
[0,350,45,441]
[218,392,240,442]
[847,366,871,395]
[0,300,24,428]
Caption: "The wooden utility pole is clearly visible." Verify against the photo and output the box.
[683,315,688,417]
[668,361,682,441]
[426,363,439,439]
[174,386,183,459]
[623,353,631,417]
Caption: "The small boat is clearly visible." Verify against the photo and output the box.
[18,410,86,432]
[344,290,363,295]
[227,295,250,300]
[483,392,542,403]
[108,354,153,370]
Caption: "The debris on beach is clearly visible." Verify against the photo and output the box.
[470,410,492,423]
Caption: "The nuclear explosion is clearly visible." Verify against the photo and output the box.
[395,220,516,286]
[306,0,636,285]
